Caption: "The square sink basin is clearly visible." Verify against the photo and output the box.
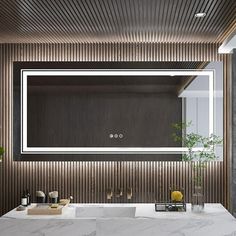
[75,206,136,218]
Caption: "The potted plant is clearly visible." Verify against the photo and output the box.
[172,121,223,212]
[0,147,3,160]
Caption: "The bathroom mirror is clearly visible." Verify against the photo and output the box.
[13,62,223,161]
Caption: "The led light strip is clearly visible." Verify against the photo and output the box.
[21,69,214,154]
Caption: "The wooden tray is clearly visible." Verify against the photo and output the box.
[27,204,65,215]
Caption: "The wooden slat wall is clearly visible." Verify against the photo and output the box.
[0,42,230,215]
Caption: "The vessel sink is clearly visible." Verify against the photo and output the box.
[75,206,136,218]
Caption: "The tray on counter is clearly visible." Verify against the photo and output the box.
[27,203,67,215]
[155,202,186,212]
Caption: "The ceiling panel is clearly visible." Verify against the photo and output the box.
[0,0,235,43]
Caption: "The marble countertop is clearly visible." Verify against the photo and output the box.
[1,203,236,236]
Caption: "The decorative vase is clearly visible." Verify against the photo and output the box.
[191,185,204,212]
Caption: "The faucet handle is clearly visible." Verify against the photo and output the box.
[127,188,132,200]
[106,188,113,200]
[115,188,123,198]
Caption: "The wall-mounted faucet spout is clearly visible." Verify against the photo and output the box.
[115,188,123,198]
[127,188,132,200]
[106,188,113,200]
[106,188,132,200]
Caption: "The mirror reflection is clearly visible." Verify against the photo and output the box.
[14,62,223,160]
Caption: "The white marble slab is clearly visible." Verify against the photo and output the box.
[1,204,236,236]
[96,217,236,236]
[0,219,96,236]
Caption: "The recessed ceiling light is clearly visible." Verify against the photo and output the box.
[195,12,206,18]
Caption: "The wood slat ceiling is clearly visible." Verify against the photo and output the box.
[0,0,235,43]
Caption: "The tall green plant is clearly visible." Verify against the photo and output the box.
[172,121,223,186]
[0,147,4,161]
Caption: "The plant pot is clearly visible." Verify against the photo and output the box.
[191,186,204,212]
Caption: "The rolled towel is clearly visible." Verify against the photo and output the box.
[36,191,45,197]
[49,191,58,198]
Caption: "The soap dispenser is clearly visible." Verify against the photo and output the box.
[26,189,31,205]
[21,190,28,207]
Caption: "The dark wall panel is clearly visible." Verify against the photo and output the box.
[0,42,230,215]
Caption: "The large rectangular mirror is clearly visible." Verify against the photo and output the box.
[13,62,223,161]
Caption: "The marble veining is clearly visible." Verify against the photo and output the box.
[0,219,96,236]
[1,204,236,236]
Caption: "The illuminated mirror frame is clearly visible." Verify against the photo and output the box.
[21,69,214,154]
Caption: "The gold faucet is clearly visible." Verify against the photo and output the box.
[106,188,113,200]
[107,188,132,200]
[115,188,123,198]
[127,188,132,200]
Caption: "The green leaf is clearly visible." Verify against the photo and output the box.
[171,121,223,162]
[0,147,4,156]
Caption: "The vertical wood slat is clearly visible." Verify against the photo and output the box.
[0,42,229,215]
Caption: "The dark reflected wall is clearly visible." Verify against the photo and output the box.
[28,91,181,148]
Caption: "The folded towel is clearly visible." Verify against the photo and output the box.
[36,191,45,197]
[49,191,58,198]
